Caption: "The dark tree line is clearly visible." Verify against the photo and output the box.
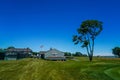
[0,49,5,60]
[64,52,87,57]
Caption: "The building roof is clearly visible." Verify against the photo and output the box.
[6,48,32,52]
[39,48,64,54]
[47,48,63,53]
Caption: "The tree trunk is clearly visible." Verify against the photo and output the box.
[89,39,94,62]
[86,45,93,61]
[89,54,93,62]
[86,39,94,62]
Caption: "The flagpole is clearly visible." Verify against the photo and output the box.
[40,45,44,51]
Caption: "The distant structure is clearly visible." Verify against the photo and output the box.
[39,51,47,59]
[39,48,66,61]
[5,48,32,60]
[0,47,66,61]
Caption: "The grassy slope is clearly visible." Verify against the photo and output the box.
[0,57,120,80]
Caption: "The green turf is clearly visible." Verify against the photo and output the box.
[0,57,120,80]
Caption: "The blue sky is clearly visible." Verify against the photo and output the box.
[0,0,120,56]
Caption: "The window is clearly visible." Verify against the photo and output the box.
[52,53,58,57]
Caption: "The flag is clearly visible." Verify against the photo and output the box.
[40,45,44,48]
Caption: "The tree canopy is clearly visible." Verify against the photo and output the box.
[112,47,120,58]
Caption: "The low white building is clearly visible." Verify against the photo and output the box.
[40,48,66,61]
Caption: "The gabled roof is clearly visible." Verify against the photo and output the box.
[39,48,64,54]
[6,48,32,52]
[46,48,64,54]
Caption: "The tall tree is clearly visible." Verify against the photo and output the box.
[73,20,103,61]
[112,47,120,58]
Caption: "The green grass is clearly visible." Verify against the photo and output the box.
[0,57,120,80]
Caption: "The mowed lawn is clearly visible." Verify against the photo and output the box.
[0,57,120,80]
